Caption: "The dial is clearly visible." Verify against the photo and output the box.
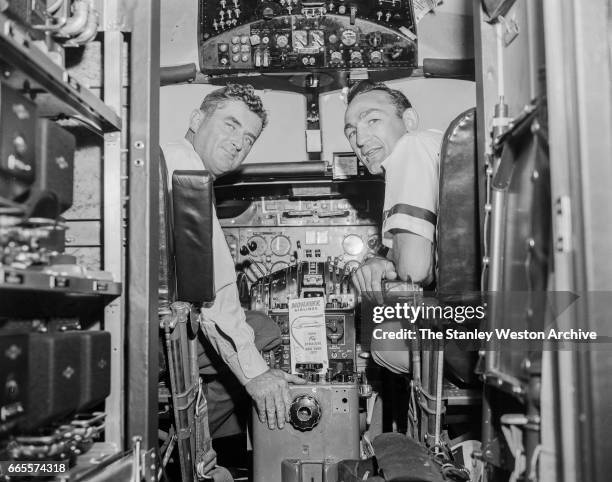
[367,234,381,250]
[271,235,291,256]
[342,234,364,255]
[276,34,289,48]
[310,30,325,49]
[340,29,358,46]
[292,30,308,50]
[246,235,267,256]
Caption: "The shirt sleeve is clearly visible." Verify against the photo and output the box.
[199,283,269,385]
[198,207,269,385]
[382,132,440,245]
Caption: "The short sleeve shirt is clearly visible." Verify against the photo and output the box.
[380,130,442,248]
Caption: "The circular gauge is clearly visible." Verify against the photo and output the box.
[344,260,360,273]
[342,234,364,255]
[270,235,291,256]
[276,34,289,48]
[350,51,362,62]
[341,29,357,46]
[246,235,267,256]
[367,234,380,251]
[328,34,338,44]
[271,261,290,273]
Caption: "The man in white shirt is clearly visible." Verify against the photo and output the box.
[343,81,442,373]
[162,84,304,434]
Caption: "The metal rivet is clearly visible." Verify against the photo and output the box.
[134,141,145,149]
[134,159,144,166]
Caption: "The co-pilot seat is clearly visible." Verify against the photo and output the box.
[158,150,231,482]
[437,107,481,388]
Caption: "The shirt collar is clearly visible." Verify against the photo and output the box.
[381,132,413,170]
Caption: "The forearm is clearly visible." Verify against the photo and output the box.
[392,231,434,284]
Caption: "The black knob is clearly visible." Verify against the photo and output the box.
[240,245,249,256]
[289,395,321,431]
[248,241,257,251]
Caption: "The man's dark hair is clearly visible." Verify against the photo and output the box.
[347,80,412,118]
[200,83,268,128]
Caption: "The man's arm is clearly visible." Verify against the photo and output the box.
[200,283,305,430]
[390,231,434,286]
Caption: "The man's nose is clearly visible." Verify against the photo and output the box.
[231,134,243,151]
[355,127,368,147]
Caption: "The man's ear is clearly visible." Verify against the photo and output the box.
[188,109,204,132]
[402,108,419,131]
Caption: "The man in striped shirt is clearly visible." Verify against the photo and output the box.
[344,81,442,373]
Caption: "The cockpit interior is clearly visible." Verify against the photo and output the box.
[0,0,610,481]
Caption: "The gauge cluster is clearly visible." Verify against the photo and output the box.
[219,197,381,283]
[199,0,417,73]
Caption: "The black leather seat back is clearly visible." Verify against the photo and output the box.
[172,170,215,304]
[159,148,176,307]
[437,108,480,297]
[437,108,481,387]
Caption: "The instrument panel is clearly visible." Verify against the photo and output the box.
[219,197,381,280]
[199,0,417,73]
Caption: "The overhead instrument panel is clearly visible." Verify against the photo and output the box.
[198,0,417,73]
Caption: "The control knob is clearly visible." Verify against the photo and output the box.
[350,51,362,63]
[289,395,322,431]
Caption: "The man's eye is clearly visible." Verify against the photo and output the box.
[226,122,235,131]
[368,118,380,126]
[345,130,355,139]
[244,137,253,147]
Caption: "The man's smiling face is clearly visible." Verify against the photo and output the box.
[344,90,409,174]
[191,99,263,179]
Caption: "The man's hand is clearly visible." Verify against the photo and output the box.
[245,369,306,429]
[351,256,398,304]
